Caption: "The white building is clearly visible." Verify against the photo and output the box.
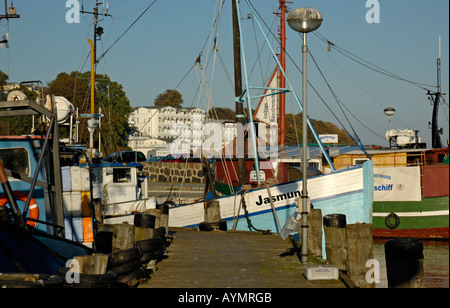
[127,106,206,157]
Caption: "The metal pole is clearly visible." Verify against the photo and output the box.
[22,117,54,222]
[301,32,309,264]
[235,0,261,185]
[278,0,287,146]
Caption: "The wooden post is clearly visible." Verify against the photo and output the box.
[308,208,322,258]
[323,214,347,271]
[199,200,226,231]
[385,238,424,288]
[73,254,109,274]
[156,203,169,236]
[346,223,374,288]
[95,224,114,254]
[204,200,221,222]
[134,213,156,242]
[146,209,161,229]
[112,223,135,252]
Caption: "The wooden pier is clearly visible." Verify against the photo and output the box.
[140,228,353,288]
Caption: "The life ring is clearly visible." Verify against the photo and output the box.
[385,212,400,229]
[0,191,39,228]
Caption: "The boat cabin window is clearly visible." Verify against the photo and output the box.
[0,148,30,177]
[113,168,132,183]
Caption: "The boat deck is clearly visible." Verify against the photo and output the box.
[140,228,352,288]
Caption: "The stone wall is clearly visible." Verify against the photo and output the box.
[142,162,205,183]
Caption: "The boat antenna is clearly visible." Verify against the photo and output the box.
[80,2,111,158]
[427,34,445,148]
[80,1,112,67]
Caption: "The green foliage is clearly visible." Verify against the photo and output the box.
[0,70,9,102]
[154,89,183,108]
[46,71,132,154]
[207,107,235,120]
[284,112,353,145]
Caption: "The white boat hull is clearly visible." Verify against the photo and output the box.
[168,161,373,232]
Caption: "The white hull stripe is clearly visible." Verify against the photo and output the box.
[373,210,449,218]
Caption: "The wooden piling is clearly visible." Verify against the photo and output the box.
[73,254,109,275]
[95,224,114,253]
[385,238,424,288]
[112,223,135,252]
[199,200,227,231]
[134,213,156,242]
[323,214,347,271]
[204,200,221,222]
[346,223,374,288]
[308,208,322,258]
[156,203,169,236]
[145,209,161,229]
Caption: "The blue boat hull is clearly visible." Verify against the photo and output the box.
[0,225,93,275]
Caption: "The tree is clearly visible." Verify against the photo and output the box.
[284,112,353,146]
[46,71,132,154]
[207,107,235,120]
[154,89,183,108]
[0,70,8,101]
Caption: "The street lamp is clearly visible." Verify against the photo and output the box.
[384,107,396,148]
[384,107,396,130]
[287,7,323,264]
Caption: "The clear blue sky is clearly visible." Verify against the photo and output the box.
[1,0,448,147]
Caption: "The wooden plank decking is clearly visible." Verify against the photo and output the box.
[140,229,350,288]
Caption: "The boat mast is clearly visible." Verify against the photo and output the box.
[276,0,289,146]
[81,2,111,158]
[232,0,247,186]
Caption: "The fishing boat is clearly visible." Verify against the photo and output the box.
[0,88,93,275]
[333,145,449,240]
[168,162,373,233]
[164,0,374,243]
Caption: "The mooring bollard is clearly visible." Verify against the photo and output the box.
[346,223,374,288]
[134,213,156,242]
[73,254,109,275]
[112,222,135,252]
[385,238,424,288]
[156,202,170,236]
[323,214,347,271]
[199,200,227,231]
[308,208,322,258]
[145,209,161,229]
[95,224,114,254]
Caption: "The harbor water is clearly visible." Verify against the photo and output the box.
[373,240,449,288]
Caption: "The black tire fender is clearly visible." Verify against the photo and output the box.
[385,212,400,229]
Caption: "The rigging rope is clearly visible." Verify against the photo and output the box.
[313,32,437,91]
[308,48,383,152]
[97,0,158,63]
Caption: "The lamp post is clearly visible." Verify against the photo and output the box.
[384,107,396,148]
[287,7,323,264]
